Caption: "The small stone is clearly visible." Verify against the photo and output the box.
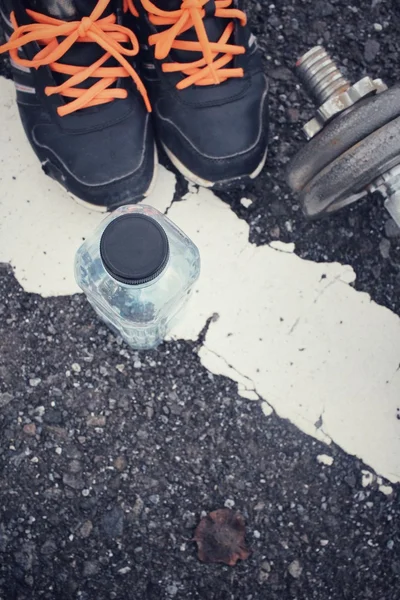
[224,499,235,509]
[320,539,329,546]
[261,402,273,417]
[166,583,178,597]
[379,238,391,259]
[14,543,36,571]
[71,363,81,373]
[260,560,271,572]
[379,484,393,496]
[253,530,261,539]
[55,447,62,455]
[102,506,124,538]
[29,378,41,387]
[43,408,63,425]
[258,569,270,584]
[315,0,334,16]
[79,520,93,538]
[288,559,303,579]
[182,511,196,528]
[113,456,127,471]
[118,397,130,409]
[285,220,293,233]
[364,39,380,62]
[361,470,374,487]
[354,490,367,502]
[269,66,293,81]
[258,560,271,583]
[240,197,253,209]
[373,23,383,32]
[270,225,280,239]
[83,561,100,577]
[133,360,142,369]
[384,219,400,239]
[45,425,68,440]
[63,473,85,490]
[387,540,394,550]
[118,566,131,575]
[81,489,90,497]
[345,474,357,488]
[23,423,36,436]
[86,415,106,427]
[69,460,82,474]
[0,392,13,407]
[301,534,309,544]
[116,364,125,373]
[317,454,334,466]
[40,539,57,556]
[149,494,160,505]
[132,496,144,517]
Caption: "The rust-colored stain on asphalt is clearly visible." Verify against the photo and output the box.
[193,509,251,566]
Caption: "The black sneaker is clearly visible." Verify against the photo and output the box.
[0,0,156,211]
[126,0,268,189]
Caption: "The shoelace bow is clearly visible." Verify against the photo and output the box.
[0,0,150,116]
[142,0,247,89]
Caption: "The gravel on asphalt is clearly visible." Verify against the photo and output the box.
[1,1,400,599]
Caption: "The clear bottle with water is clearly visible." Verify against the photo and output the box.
[75,205,200,350]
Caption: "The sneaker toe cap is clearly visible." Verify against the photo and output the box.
[156,73,269,184]
[32,113,155,208]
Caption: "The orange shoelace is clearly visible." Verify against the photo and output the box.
[123,0,139,17]
[0,0,150,116]
[142,0,247,89]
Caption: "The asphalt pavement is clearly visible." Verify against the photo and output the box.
[1,1,400,599]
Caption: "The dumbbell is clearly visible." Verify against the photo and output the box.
[287,46,400,226]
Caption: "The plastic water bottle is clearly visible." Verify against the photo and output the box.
[75,205,200,350]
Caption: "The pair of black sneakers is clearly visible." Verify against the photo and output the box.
[0,0,268,211]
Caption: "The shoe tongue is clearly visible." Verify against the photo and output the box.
[156,0,228,64]
[25,0,114,20]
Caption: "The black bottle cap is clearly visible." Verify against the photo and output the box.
[100,214,169,285]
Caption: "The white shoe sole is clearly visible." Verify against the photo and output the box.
[162,143,267,189]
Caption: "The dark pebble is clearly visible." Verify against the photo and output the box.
[101,506,124,538]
